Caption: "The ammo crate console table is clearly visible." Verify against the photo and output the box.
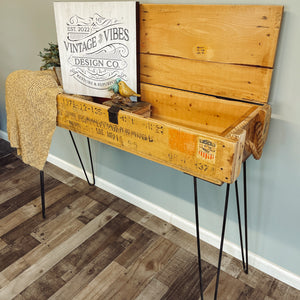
[39,5,283,299]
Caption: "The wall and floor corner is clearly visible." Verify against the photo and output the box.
[0,0,299,291]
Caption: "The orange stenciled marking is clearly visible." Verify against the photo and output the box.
[169,128,196,155]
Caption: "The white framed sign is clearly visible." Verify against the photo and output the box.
[54,1,138,98]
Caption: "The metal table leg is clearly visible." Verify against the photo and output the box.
[40,170,45,219]
[214,183,230,300]
[243,161,249,273]
[193,161,248,299]
[39,131,96,218]
[193,176,204,300]
[214,162,249,299]
[69,130,95,186]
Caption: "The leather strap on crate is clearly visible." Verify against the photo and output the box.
[108,105,122,124]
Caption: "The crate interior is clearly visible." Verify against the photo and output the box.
[141,84,259,137]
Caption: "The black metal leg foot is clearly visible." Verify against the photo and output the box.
[193,177,204,300]
[40,170,45,219]
[214,183,230,300]
[69,130,95,186]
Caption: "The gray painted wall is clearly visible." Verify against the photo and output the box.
[0,0,299,283]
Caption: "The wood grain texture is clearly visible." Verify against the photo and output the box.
[54,4,281,184]
[57,94,247,184]
[140,4,283,67]
[140,54,273,103]
[139,4,283,103]
[1,142,298,299]
[141,83,258,135]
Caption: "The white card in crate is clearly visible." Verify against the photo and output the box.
[54,2,138,98]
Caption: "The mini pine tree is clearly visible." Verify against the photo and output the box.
[39,43,60,70]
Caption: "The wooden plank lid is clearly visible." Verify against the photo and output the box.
[140,5,283,103]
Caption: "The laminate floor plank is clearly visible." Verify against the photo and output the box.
[72,261,126,300]
[0,183,75,237]
[161,261,200,300]
[52,214,133,283]
[76,201,107,224]
[0,153,19,168]
[0,176,60,219]
[122,204,152,223]
[156,247,197,287]
[2,216,86,282]
[0,239,7,251]
[139,214,174,237]
[238,264,276,294]
[48,237,129,300]
[0,140,14,157]
[0,139,298,300]
[44,162,77,185]
[0,159,29,181]
[134,278,169,300]
[109,197,132,213]
[0,235,40,272]
[0,187,22,206]
[30,195,97,243]
[0,271,10,288]
[164,225,198,255]
[268,279,300,300]
[66,176,97,194]
[19,270,65,300]
[116,223,159,269]
[86,187,118,206]
[0,208,118,300]
[99,237,178,300]
[204,272,252,300]
[0,166,41,205]
[1,186,80,244]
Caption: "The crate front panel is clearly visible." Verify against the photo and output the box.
[57,95,242,184]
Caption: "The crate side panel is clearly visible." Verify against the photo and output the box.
[57,95,240,183]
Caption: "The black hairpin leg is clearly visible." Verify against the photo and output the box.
[40,170,46,219]
[193,176,204,300]
[214,183,230,300]
[69,130,95,186]
[243,161,249,273]
[234,162,249,274]
[235,180,246,271]
[214,162,249,299]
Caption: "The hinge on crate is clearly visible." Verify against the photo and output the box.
[108,105,122,124]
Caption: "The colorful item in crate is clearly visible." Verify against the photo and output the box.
[108,78,121,94]
[118,81,141,98]
[108,78,140,106]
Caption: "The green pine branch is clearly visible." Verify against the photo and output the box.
[39,43,60,70]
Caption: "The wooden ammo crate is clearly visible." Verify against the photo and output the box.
[57,4,283,185]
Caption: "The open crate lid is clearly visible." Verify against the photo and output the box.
[139,5,283,104]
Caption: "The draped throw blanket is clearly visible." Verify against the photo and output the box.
[6,70,63,170]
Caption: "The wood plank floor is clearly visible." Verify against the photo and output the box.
[0,138,299,300]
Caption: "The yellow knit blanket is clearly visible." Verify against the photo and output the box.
[6,70,63,170]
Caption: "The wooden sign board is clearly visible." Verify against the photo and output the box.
[54,1,138,98]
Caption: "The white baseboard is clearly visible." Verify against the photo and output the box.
[0,151,293,290]
[0,130,8,141]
